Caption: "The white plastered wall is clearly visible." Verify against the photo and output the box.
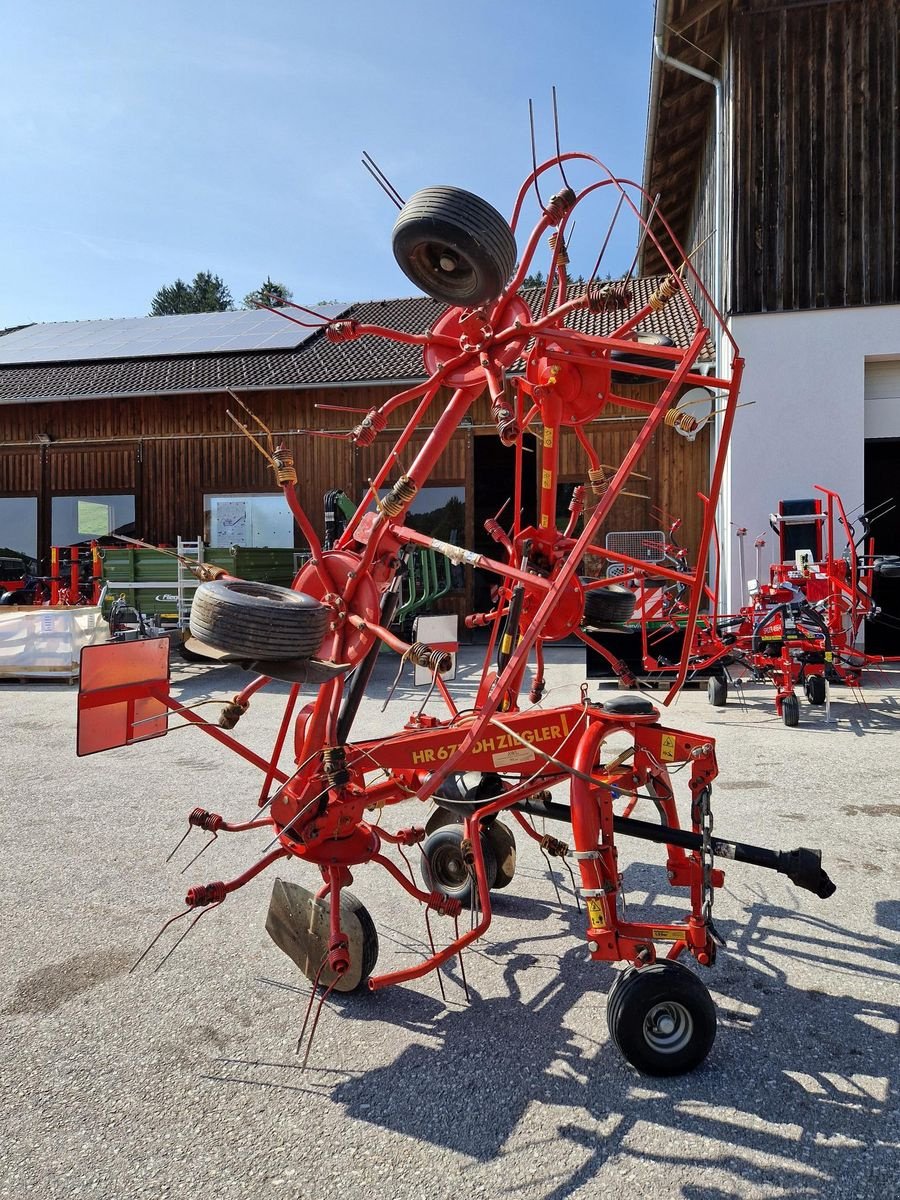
[720,304,900,610]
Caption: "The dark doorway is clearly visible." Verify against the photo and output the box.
[864,438,900,654]
[472,435,537,616]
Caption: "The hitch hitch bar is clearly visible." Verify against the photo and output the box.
[510,799,837,900]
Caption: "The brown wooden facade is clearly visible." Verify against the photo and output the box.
[0,380,711,622]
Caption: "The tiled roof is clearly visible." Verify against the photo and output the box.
[0,281,713,404]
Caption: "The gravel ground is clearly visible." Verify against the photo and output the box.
[1,644,898,1200]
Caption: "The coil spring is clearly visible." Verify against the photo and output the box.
[185,881,227,907]
[586,279,632,312]
[325,319,360,344]
[548,230,569,265]
[322,745,350,788]
[408,642,453,674]
[529,678,546,704]
[491,398,520,446]
[648,274,679,312]
[427,890,462,918]
[588,465,615,496]
[540,834,569,858]
[188,808,224,833]
[351,408,387,447]
[380,475,417,517]
[218,700,249,730]
[665,408,699,435]
[544,187,576,225]
[569,484,585,513]
[272,449,297,486]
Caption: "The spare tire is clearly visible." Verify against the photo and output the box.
[583,583,637,625]
[392,186,518,306]
[189,580,330,660]
[611,333,676,386]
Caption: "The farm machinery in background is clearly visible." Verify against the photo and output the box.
[76,131,836,1077]
[587,486,900,725]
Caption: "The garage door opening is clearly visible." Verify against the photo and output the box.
[864,438,900,655]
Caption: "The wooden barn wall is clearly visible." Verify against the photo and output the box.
[0,379,711,584]
[732,0,900,313]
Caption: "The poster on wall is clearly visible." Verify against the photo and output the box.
[206,495,294,547]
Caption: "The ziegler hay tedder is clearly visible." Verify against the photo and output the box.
[77,143,836,1076]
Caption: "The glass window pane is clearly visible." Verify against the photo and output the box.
[51,495,135,545]
[0,497,38,570]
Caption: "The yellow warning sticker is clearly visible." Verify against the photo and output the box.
[543,427,554,448]
[541,469,552,490]
[586,898,606,928]
[660,733,676,761]
[652,928,682,941]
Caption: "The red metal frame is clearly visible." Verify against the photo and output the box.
[77,152,836,1062]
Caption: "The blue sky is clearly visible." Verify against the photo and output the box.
[0,0,655,326]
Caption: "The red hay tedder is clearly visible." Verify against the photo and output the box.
[77,143,836,1075]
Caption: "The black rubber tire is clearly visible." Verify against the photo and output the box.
[707,675,728,706]
[805,674,827,706]
[420,825,497,908]
[392,186,517,306]
[583,583,637,625]
[611,333,677,386]
[875,557,900,578]
[606,960,716,1076]
[484,820,516,889]
[782,693,800,727]
[424,805,462,836]
[317,890,379,993]
[189,580,329,660]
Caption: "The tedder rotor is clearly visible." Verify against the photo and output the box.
[77,144,835,1076]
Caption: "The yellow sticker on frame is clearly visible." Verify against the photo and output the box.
[660,733,676,761]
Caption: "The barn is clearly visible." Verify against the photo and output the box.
[644,0,900,646]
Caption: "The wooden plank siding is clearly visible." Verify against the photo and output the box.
[732,0,900,313]
[0,378,711,623]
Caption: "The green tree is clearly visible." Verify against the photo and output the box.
[150,271,233,315]
[243,277,293,309]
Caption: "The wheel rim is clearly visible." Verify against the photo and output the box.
[430,843,469,891]
[642,1000,694,1054]
[410,242,476,299]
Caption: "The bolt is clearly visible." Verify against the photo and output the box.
[587,940,599,953]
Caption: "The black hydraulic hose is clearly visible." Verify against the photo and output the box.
[336,586,401,743]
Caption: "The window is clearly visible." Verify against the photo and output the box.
[0,497,38,570]
[51,495,135,547]
[204,493,294,547]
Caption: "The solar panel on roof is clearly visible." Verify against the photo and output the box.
[0,305,348,366]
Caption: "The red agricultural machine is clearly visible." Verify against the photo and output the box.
[702,487,900,724]
[77,144,835,1076]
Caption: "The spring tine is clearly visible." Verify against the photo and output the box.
[301,974,340,1070]
[152,901,221,973]
[454,914,470,1004]
[588,191,626,285]
[129,907,194,974]
[397,844,417,893]
[296,955,328,1055]
[528,99,545,214]
[178,833,217,876]
[424,907,447,1003]
[627,192,661,280]
[562,856,581,911]
[165,825,194,864]
[361,151,405,209]
[551,86,571,190]
[541,847,563,905]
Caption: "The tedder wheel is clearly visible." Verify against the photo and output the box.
[421,825,498,908]
[610,333,677,386]
[189,580,329,660]
[391,186,518,307]
[707,674,728,706]
[781,693,801,727]
[484,819,517,889]
[582,583,637,625]
[265,880,378,993]
[606,960,716,1076]
[805,674,827,706]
